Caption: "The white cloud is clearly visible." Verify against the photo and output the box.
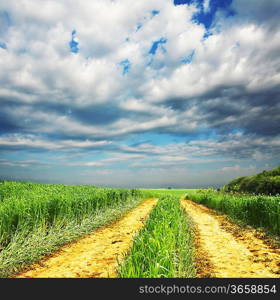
[1,0,279,138]
[0,0,279,186]
[0,134,111,150]
[203,0,211,13]
[0,159,51,168]
[221,164,256,173]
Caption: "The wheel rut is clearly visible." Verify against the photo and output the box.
[181,199,280,278]
[15,198,158,278]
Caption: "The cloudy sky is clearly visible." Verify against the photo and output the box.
[0,0,279,188]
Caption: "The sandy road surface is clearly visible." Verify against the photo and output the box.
[181,199,280,278]
[16,198,158,278]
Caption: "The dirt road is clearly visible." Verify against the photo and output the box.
[181,199,280,278]
[15,198,158,278]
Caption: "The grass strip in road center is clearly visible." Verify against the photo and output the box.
[118,195,195,278]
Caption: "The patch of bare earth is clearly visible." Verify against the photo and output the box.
[181,199,280,278]
[15,198,158,278]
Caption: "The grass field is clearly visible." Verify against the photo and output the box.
[0,180,279,278]
[0,181,152,277]
[186,189,280,235]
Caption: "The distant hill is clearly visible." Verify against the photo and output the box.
[222,166,280,195]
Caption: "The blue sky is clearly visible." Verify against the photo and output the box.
[0,0,280,188]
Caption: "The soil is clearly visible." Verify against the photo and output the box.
[15,198,158,278]
[181,199,280,278]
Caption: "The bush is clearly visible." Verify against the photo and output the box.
[223,166,280,195]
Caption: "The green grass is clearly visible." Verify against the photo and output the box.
[186,189,280,236]
[0,181,152,277]
[118,195,195,278]
[140,188,197,199]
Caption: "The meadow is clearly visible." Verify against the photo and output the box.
[0,181,152,277]
[186,189,280,236]
[0,180,279,278]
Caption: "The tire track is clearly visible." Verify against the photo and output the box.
[181,199,280,278]
[15,198,158,278]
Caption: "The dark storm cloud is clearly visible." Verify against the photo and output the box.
[231,0,280,30]
[205,135,280,160]
[0,113,23,134]
[31,101,125,126]
[0,81,279,158]
[195,86,280,137]
[164,97,193,111]
[0,0,279,171]
[158,81,279,140]
[0,93,161,144]
[0,99,31,134]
